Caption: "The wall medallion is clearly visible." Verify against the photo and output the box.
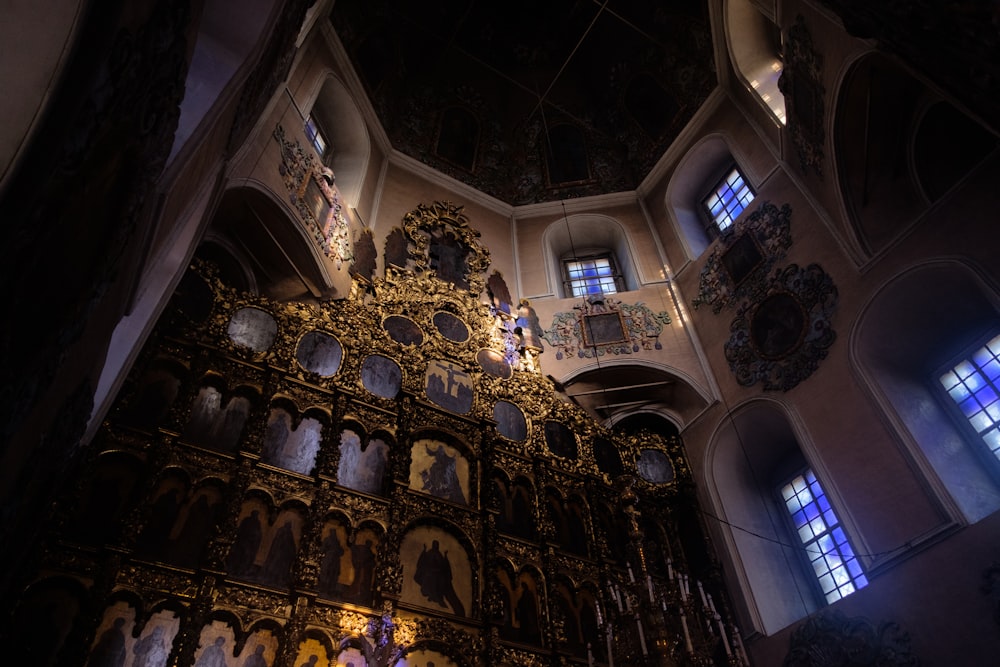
[544,420,578,459]
[295,330,343,376]
[636,449,675,484]
[361,355,403,398]
[725,264,837,391]
[543,296,672,359]
[227,307,278,352]
[384,315,424,346]
[425,360,474,414]
[493,400,528,442]
[477,348,512,379]
[693,201,793,313]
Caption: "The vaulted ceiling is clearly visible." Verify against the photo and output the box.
[331,0,716,205]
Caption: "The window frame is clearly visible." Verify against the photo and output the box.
[700,164,756,236]
[776,467,868,606]
[561,252,624,298]
[933,330,1000,479]
[304,113,332,163]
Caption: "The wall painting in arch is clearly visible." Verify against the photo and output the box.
[409,438,470,505]
[337,429,389,496]
[400,526,472,618]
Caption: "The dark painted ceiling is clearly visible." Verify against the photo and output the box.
[331,0,716,205]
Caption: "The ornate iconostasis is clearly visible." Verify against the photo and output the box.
[5,202,747,667]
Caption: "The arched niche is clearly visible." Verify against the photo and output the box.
[724,0,785,123]
[853,261,1000,523]
[399,522,476,619]
[834,53,927,254]
[168,0,280,163]
[563,362,711,430]
[206,186,333,301]
[305,73,371,208]
[913,101,997,202]
[707,400,822,634]
[542,214,640,298]
[666,134,750,260]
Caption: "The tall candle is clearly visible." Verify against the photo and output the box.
[717,615,732,656]
[697,580,708,608]
[667,558,674,580]
[628,563,636,582]
[646,574,655,601]
[607,626,615,667]
[680,608,694,653]
[636,617,648,655]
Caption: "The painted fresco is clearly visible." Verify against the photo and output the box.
[296,331,343,376]
[493,400,527,442]
[400,527,471,618]
[360,355,402,399]
[425,360,473,414]
[409,439,469,505]
[227,308,277,352]
[337,429,389,495]
[262,409,323,475]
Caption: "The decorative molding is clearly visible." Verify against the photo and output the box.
[724,263,838,391]
[542,296,672,360]
[779,15,826,178]
[784,610,919,666]
[692,201,793,313]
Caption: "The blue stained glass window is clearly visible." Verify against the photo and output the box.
[780,470,868,604]
[564,255,621,297]
[939,333,1000,461]
[703,167,755,232]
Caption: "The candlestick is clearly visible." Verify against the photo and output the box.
[697,580,708,608]
[607,626,615,667]
[707,592,718,615]
[646,574,655,602]
[667,558,674,580]
[679,576,687,603]
[587,642,595,667]
[628,563,636,582]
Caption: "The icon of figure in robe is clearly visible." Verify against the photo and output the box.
[345,539,376,604]
[261,521,297,587]
[319,530,345,597]
[132,626,169,667]
[195,637,227,667]
[89,617,127,667]
[242,644,267,667]
[515,582,541,644]
[420,445,466,504]
[228,510,263,578]
[413,540,465,616]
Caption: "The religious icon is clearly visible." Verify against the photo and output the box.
[424,361,473,414]
[409,440,468,505]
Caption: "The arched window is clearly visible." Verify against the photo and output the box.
[667,135,756,260]
[543,214,640,299]
[855,262,1000,523]
[303,74,371,207]
[725,0,785,124]
[708,402,866,633]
